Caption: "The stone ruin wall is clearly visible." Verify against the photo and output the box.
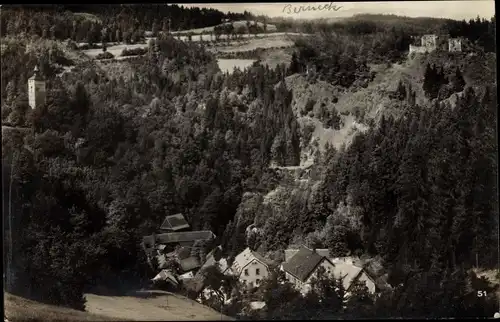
[448,38,462,52]
[409,35,462,56]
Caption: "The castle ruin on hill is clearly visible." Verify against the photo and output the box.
[409,34,463,55]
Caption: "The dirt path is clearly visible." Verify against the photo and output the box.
[84,291,233,321]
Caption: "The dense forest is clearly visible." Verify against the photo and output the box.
[2,5,499,320]
[0,4,252,43]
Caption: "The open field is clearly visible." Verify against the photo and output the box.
[5,291,233,321]
[175,32,303,42]
[171,20,278,35]
[215,35,294,53]
[217,59,256,73]
[82,44,148,58]
[84,290,234,321]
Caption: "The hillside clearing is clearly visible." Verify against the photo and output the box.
[172,21,278,35]
[84,291,234,321]
[216,36,294,53]
[83,44,148,58]
[217,59,256,73]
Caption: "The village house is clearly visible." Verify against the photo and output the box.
[281,246,337,295]
[282,246,378,295]
[142,230,215,253]
[182,245,229,298]
[142,225,215,275]
[225,247,277,288]
[198,245,229,273]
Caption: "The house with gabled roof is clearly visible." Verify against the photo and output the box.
[225,247,277,288]
[281,246,336,295]
[160,213,190,232]
[198,245,228,274]
[142,230,215,250]
[330,259,377,294]
[142,231,215,270]
[281,246,378,295]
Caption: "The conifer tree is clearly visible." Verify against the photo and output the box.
[452,66,466,92]
[396,79,406,101]
[423,63,433,97]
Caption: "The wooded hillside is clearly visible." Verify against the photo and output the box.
[1,6,498,319]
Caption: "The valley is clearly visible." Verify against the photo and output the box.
[1,3,498,321]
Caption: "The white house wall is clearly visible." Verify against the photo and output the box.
[305,259,336,284]
[285,259,336,295]
[239,259,269,288]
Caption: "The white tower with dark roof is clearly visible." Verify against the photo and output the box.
[28,65,46,109]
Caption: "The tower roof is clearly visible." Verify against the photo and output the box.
[29,65,44,81]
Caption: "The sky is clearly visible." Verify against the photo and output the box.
[178,1,495,20]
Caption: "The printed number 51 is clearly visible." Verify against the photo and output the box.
[477,291,487,297]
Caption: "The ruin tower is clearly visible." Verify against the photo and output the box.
[28,65,46,109]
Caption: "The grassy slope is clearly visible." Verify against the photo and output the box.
[84,291,234,321]
[5,291,233,321]
[4,293,113,321]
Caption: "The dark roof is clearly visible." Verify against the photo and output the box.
[180,256,201,272]
[281,246,326,282]
[143,230,215,246]
[252,251,277,268]
[160,213,190,231]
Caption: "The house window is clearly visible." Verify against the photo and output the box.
[256,268,260,276]
[244,269,249,276]
[256,279,261,285]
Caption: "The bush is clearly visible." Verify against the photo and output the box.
[95,52,114,60]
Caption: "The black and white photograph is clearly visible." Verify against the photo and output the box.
[1,1,498,320]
